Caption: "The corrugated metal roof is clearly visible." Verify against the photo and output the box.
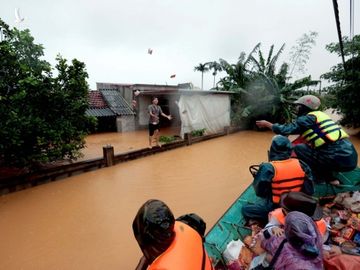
[85,108,116,117]
[100,89,135,116]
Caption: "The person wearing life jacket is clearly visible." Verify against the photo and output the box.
[266,192,329,243]
[242,135,314,226]
[256,94,358,185]
[261,211,324,270]
[132,199,213,270]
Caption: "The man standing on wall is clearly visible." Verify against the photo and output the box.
[148,97,172,148]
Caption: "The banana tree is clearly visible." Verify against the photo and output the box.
[239,73,319,124]
[248,44,285,77]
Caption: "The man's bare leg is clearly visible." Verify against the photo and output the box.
[148,135,153,149]
[154,129,161,147]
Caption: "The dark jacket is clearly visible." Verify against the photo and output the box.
[253,135,314,198]
[272,114,358,173]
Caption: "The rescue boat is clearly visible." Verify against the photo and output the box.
[204,168,360,268]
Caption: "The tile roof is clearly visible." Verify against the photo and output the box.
[100,89,135,116]
[88,90,108,108]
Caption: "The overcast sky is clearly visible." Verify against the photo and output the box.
[1,0,359,90]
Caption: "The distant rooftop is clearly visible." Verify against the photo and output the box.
[96,82,235,94]
[86,90,135,117]
[96,82,193,91]
[100,89,135,116]
[88,90,108,108]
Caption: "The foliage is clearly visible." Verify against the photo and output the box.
[320,92,337,109]
[217,41,318,127]
[0,18,95,167]
[288,31,318,78]
[159,135,176,144]
[217,44,260,91]
[194,62,211,90]
[208,61,222,88]
[322,35,360,127]
[248,43,285,77]
[191,128,206,137]
[237,73,317,124]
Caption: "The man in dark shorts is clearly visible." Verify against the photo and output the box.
[148,97,171,148]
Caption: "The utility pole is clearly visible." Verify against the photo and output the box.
[332,0,346,71]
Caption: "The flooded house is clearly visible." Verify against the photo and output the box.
[89,82,233,137]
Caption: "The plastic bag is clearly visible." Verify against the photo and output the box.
[223,239,244,262]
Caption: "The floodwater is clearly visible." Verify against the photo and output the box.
[79,127,181,160]
[0,131,360,270]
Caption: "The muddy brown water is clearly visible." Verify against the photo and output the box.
[0,131,360,270]
[79,127,181,160]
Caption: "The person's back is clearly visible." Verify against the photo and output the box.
[132,199,213,270]
[242,135,314,225]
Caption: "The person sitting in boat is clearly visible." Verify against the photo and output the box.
[256,94,358,185]
[260,211,324,270]
[242,135,314,226]
[265,191,329,243]
[132,199,213,270]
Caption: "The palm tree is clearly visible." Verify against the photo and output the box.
[217,43,261,91]
[209,62,222,88]
[194,62,210,89]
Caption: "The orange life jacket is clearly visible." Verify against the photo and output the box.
[149,221,213,270]
[269,208,327,237]
[271,159,305,204]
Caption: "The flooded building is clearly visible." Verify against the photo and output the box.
[86,91,118,132]
[86,89,136,133]
[91,82,233,137]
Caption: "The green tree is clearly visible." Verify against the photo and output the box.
[209,61,222,88]
[218,42,316,126]
[217,50,257,125]
[0,19,95,167]
[217,44,261,91]
[194,62,210,89]
[322,35,360,127]
[248,43,285,77]
[218,53,249,90]
[243,73,318,123]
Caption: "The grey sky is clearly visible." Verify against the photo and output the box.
[1,0,358,90]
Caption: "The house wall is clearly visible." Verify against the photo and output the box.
[119,86,133,104]
[96,83,133,104]
[137,96,152,127]
[116,115,136,132]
